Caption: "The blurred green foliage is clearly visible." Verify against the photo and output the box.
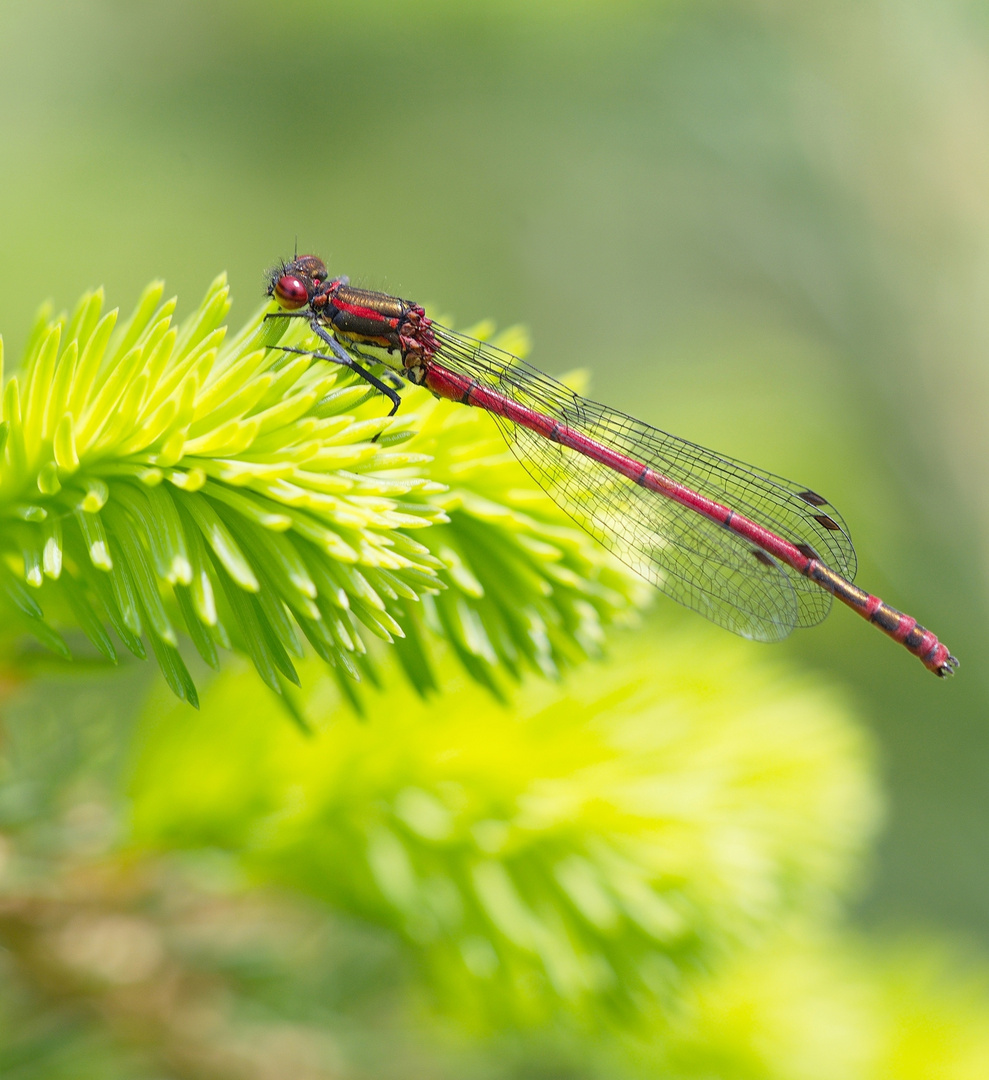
[129,637,877,1025]
[1,637,987,1078]
[0,0,987,1075]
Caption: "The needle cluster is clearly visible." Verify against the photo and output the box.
[0,278,642,706]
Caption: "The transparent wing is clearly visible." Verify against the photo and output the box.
[430,327,857,643]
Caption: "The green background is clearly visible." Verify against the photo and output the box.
[0,0,985,972]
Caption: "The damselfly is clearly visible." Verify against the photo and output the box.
[265,255,957,678]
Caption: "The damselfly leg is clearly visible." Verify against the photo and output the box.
[264,312,403,416]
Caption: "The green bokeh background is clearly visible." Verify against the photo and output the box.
[0,0,986,1016]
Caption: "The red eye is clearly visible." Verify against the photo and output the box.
[274,274,310,310]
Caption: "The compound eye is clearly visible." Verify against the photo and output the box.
[274,274,309,310]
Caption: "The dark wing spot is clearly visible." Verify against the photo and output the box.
[814,513,842,531]
[797,490,829,507]
[796,543,820,560]
[751,548,776,568]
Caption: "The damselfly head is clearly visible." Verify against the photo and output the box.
[271,273,310,309]
[265,254,329,310]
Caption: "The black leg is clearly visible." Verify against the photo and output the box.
[309,321,349,356]
[267,343,402,417]
[307,321,406,418]
[345,342,406,390]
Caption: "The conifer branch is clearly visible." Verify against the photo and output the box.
[0,277,644,706]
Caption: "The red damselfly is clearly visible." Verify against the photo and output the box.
[265,255,958,677]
